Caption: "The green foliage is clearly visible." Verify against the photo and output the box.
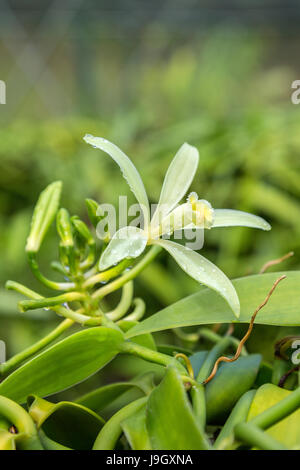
[146,367,210,450]
[0,328,124,403]
[126,271,300,337]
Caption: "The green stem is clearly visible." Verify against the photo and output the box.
[106,281,133,321]
[6,280,96,325]
[27,252,74,291]
[19,292,86,312]
[0,319,74,376]
[0,396,43,450]
[6,280,42,300]
[191,384,206,429]
[234,422,286,450]
[83,258,132,289]
[123,298,146,321]
[120,341,184,370]
[92,246,161,300]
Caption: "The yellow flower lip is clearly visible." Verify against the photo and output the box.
[187,192,214,229]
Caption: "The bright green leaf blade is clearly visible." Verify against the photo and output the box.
[205,354,261,424]
[247,384,300,448]
[28,396,104,450]
[151,143,199,227]
[121,404,152,450]
[0,328,124,403]
[189,351,209,378]
[38,429,71,450]
[212,209,271,231]
[93,397,148,450]
[126,271,300,338]
[84,135,150,224]
[146,367,210,450]
[152,239,240,318]
[214,389,256,449]
[76,382,145,413]
[99,226,148,271]
[118,319,157,351]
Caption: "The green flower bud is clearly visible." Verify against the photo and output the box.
[26,181,62,253]
[71,216,94,246]
[85,198,104,227]
[56,208,74,248]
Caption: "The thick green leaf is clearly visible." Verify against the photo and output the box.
[205,354,261,424]
[0,327,124,403]
[93,397,148,450]
[146,367,210,450]
[189,351,208,378]
[118,319,157,351]
[247,384,300,448]
[214,389,256,449]
[28,396,104,450]
[76,382,145,413]
[158,344,193,356]
[121,404,152,450]
[126,271,300,338]
[38,429,70,450]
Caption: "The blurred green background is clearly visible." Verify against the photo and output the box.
[0,1,300,395]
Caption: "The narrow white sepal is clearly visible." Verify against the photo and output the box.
[99,226,148,271]
[212,209,271,231]
[151,239,240,318]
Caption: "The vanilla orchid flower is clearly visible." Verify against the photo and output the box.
[84,134,271,318]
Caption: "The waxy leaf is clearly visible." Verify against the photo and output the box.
[76,382,146,413]
[0,327,124,403]
[205,354,261,424]
[126,271,300,338]
[247,384,300,448]
[118,319,157,351]
[189,351,208,378]
[146,367,210,450]
[121,404,151,450]
[28,395,104,450]
[93,397,148,450]
[214,389,256,449]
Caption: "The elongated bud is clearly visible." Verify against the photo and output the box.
[71,216,94,246]
[56,208,74,248]
[26,181,62,253]
[85,198,104,227]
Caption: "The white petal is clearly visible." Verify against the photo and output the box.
[84,135,150,226]
[151,239,240,318]
[151,143,199,228]
[150,203,195,239]
[99,226,148,271]
[212,209,271,231]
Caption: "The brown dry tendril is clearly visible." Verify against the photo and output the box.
[202,275,286,385]
[259,252,294,274]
